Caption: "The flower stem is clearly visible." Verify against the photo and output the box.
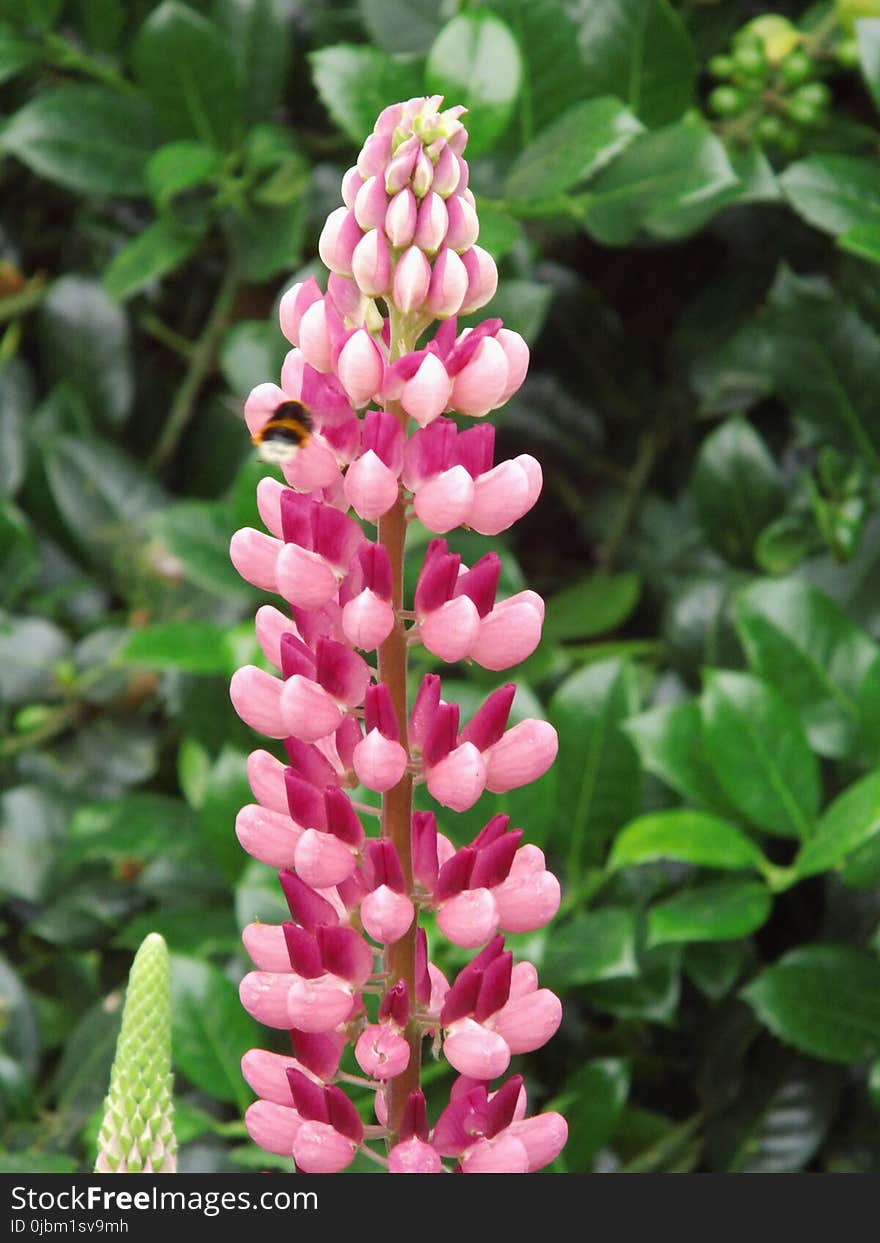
[148,269,238,471]
[378,320,420,1145]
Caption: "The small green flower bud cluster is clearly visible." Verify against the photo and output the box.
[707,15,835,155]
[95,933,177,1174]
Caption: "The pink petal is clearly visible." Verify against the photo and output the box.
[485,720,558,792]
[230,665,286,738]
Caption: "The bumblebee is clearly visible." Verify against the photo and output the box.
[251,400,313,465]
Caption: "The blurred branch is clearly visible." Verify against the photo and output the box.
[148,269,239,470]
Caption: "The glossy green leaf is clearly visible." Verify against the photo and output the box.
[103,220,200,302]
[684,941,748,1001]
[543,572,641,643]
[505,97,643,202]
[548,659,642,874]
[309,44,423,145]
[588,946,681,1025]
[0,359,33,499]
[647,879,772,947]
[795,768,880,878]
[67,795,198,863]
[552,1060,630,1172]
[0,613,70,704]
[692,419,783,565]
[119,621,234,675]
[701,670,820,838]
[543,907,638,989]
[198,746,251,883]
[113,908,238,957]
[426,10,522,156]
[744,946,880,1064]
[133,1,241,147]
[224,197,306,281]
[735,578,879,759]
[1,86,159,195]
[0,500,37,606]
[572,0,696,127]
[0,786,69,903]
[857,17,880,111]
[610,810,767,873]
[582,121,739,245]
[45,436,165,565]
[40,277,133,426]
[0,21,41,83]
[146,140,222,210]
[220,320,287,399]
[213,0,291,122]
[780,155,880,241]
[766,269,880,466]
[149,501,256,599]
[171,956,260,1108]
[623,700,735,815]
[359,0,442,54]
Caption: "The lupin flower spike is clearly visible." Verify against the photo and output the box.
[232,95,566,1174]
[95,933,177,1174]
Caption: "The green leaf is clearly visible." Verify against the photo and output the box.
[548,658,642,874]
[40,277,133,426]
[0,21,41,84]
[0,955,39,1077]
[780,155,880,241]
[552,1060,629,1172]
[684,941,748,1001]
[571,0,696,127]
[426,10,522,156]
[103,219,201,302]
[474,1,579,136]
[0,613,70,704]
[146,140,222,211]
[114,908,239,957]
[610,810,767,874]
[171,956,260,1109]
[0,85,159,195]
[543,907,638,989]
[198,746,251,883]
[224,197,306,281]
[119,621,234,675]
[623,700,736,815]
[588,946,681,1025]
[68,795,198,863]
[213,0,291,123]
[220,319,287,399]
[133,1,241,148]
[359,0,442,54]
[45,436,165,566]
[505,97,643,203]
[795,768,880,879]
[709,1061,840,1173]
[309,44,423,145]
[475,277,551,343]
[543,572,640,642]
[582,121,739,245]
[701,670,820,839]
[23,0,62,29]
[735,578,879,759]
[766,268,880,467]
[839,220,880,263]
[0,358,33,498]
[0,786,69,903]
[54,997,121,1138]
[856,17,880,112]
[0,500,37,606]
[72,0,124,51]
[149,500,256,599]
[692,418,783,566]
[743,946,880,1064]
[647,879,772,947]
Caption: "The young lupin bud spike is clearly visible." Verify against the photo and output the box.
[95,933,177,1174]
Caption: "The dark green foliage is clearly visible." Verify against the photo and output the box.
[2,0,880,1175]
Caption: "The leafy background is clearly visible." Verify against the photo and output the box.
[3,0,880,1174]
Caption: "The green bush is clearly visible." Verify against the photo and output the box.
[2,0,880,1174]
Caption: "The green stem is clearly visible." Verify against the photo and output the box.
[148,270,238,470]
[43,32,136,95]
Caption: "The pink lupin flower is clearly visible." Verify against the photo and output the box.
[232,94,564,1174]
